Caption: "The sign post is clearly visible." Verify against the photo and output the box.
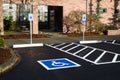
[28,13,33,44]
[82,14,86,41]
[13,4,43,48]
[81,25,85,41]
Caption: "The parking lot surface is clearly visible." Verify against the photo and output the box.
[1,40,120,80]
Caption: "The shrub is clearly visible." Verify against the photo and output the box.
[64,10,84,33]
[64,10,103,33]
[4,16,13,31]
[0,37,6,48]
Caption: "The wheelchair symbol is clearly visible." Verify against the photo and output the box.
[51,61,69,67]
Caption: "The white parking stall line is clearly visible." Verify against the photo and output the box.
[104,40,107,42]
[81,44,120,55]
[45,44,95,64]
[112,40,116,44]
[112,54,119,62]
[94,51,106,63]
[46,43,120,65]
[83,49,96,59]
[73,46,88,55]
[62,49,96,64]
[104,41,120,46]
[59,43,74,50]
[96,61,120,65]
[48,44,54,46]
[65,45,81,52]
[54,43,66,48]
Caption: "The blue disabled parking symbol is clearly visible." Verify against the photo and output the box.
[37,58,81,70]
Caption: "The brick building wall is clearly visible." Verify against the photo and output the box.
[44,0,116,24]
[0,0,120,34]
[0,0,4,35]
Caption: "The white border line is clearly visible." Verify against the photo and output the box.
[37,61,50,70]
[37,58,81,70]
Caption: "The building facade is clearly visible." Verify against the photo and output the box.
[0,0,120,35]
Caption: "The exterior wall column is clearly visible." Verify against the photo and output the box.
[33,4,39,34]
[0,0,4,35]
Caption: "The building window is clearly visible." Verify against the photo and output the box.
[38,5,48,22]
[3,4,17,21]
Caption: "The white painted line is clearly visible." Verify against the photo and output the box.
[112,54,118,62]
[104,40,107,42]
[96,61,120,65]
[49,44,54,46]
[45,44,95,64]
[104,41,120,46]
[94,51,106,63]
[83,49,96,59]
[37,60,50,70]
[80,40,102,44]
[60,48,95,64]
[65,45,80,52]
[13,43,43,48]
[46,43,120,65]
[60,43,74,50]
[112,40,116,44]
[80,44,119,55]
[37,58,81,70]
[73,46,88,55]
[54,43,66,48]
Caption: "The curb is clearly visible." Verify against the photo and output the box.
[0,49,21,74]
[80,40,102,44]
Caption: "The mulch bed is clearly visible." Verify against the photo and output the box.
[0,34,48,39]
[0,33,47,65]
[0,48,11,65]
[62,32,99,37]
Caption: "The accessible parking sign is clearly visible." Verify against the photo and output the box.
[82,14,86,24]
[37,58,81,70]
[28,13,33,21]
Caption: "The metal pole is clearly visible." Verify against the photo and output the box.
[83,25,85,41]
[30,18,32,44]
[29,1,33,44]
[82,0,88,41]
[86,0,87,29]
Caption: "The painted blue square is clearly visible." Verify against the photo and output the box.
[37,58,81,70]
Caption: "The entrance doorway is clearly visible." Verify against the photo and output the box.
[38,5,63,32]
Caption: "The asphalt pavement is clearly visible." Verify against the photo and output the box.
[1,33,120,80]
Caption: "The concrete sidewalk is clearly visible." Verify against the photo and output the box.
[5,32,120,47]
